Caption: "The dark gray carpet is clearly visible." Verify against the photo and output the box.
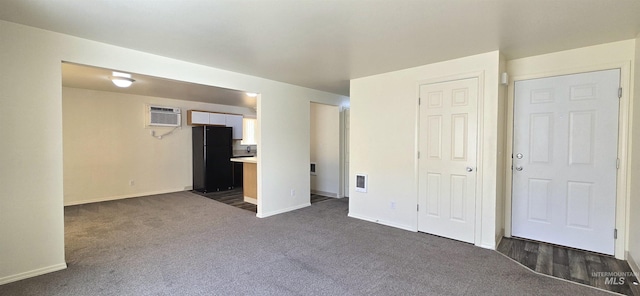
[0,191,613,295]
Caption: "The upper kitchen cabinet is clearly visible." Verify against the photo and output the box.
[209,113,226,126]
[188,110,210,125]
[187,110,226,126]
[225,114,243,139]
[187,110,243,140]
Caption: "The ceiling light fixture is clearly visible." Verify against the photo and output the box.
[246,92,258,97]
[110,71,135,88]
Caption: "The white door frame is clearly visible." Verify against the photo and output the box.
[504,62,632,259]
[341,107,350,198]
[416,71,485,247]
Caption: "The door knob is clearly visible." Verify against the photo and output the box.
[466,167,473,172]
[515,166,523,171]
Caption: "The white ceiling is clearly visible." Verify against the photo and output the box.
[62,63,256,108]
[2,0,640,96]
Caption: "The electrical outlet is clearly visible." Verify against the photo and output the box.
[290,189,295,197]
[129,180,135,186]
[390,201,396,209]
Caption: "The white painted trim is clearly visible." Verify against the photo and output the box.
[310,190,338,198]
[0,263,67,285]
[348,212,418,232]
[415,71,486,246]
[478,243,496,250]
[63,188,188,206]
[340,108,350,198]
[495,234,503,250]
[257,202,310,218]
[475,72,486,248]
[504,69,514,238]
[244,196,257,205]
[504,62,632,260]
[616,62,632,261]
[627,251,640,280]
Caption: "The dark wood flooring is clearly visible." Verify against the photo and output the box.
[310,193,333,204]
[194,188,257,212]
[193,188,335,213]
[498,237,640,295]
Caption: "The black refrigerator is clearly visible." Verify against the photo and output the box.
[192,126,233,193]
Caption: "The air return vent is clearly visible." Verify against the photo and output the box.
[355,174,367,193]
[147,105,181,127]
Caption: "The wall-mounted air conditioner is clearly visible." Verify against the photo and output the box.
[146,105,181,127]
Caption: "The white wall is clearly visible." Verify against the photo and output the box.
[349,51,502,248]
[495,54,508,243]
[62,87,255,206]
[310,103,340,197]
[628,34,640,273]
[506,39,636,259]
[0,20,347,284]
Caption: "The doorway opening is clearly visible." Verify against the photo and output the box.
[61,62,261,260]
[310,102,341,203]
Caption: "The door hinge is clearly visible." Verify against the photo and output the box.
[418,97,421,105]
[417,204,419,212]
[418,151,420,159]
[616,158,620,169]
[618,87,622,99]
[614,229,618,239]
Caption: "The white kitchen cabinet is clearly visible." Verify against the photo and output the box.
[225,114,243,139]
[188,111,243,139]
[188,111,210,125]
[209,113,226,126]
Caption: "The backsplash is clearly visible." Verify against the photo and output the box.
[232,140,256,156]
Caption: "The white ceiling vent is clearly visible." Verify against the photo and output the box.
[147,105,181,127]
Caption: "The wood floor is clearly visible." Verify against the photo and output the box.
[498,237,640,295]
[194,188,257,212]
[310,193,333,204]
[193,188,335,213]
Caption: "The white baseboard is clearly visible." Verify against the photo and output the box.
[627,251,640,278]
[64,188,188,206]
[347,212,417,232]
[493,229,505,250]
[257,203,311,218]
[495,236,503,250]
[0,263,67,285]
[478,243,497,250]
[311,190,338,198]
[244,196,257,205]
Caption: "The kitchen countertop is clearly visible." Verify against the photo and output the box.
[230,157,257,164]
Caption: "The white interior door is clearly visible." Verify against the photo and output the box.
[512,69,620,255]
[418,78,478,244]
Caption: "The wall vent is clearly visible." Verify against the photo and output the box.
[147,105,181,127]
[355,174,367,193]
